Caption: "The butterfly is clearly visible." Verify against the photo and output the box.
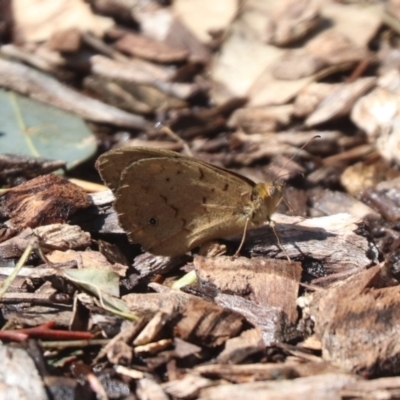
[96,147,284,257]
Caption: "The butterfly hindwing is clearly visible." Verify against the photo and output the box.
[115,157,253,256]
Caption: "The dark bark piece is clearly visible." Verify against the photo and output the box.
[0,0,11,42]
[0,175,91,240]
[194,256,301,324]
[74,190,123,236]
[215,293,295,345]
[44,376,77,400]
[0,154,66,186]
[193,256,301,344]
[133,252,189,278]
[124,290,243,352]
[94,318,147,364]
[3,305,73,328]
[360,187,400,222]
[308,265,400,376]
[246,213,378,273]
[0,228,34,258]
[166,98,247,140]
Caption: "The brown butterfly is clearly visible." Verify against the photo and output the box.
[96,147,283,257]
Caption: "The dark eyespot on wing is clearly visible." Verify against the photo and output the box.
[223,183,229,191]
[148,217,158,226]
[202,196,207,204]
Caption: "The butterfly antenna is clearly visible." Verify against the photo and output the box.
[274,135,321,182]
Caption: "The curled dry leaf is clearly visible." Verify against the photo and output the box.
[0,153,66,187]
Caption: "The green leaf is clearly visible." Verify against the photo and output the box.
[0,89,96,169]
[64,268,136,319]
[63,268,120,297]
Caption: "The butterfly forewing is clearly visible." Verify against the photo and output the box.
[96,147,192,191]
[115,157,254,256]
[96,147,258,192]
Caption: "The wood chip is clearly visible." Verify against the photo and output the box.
[163,373,215,399]
[115,32,188,63]
[198,373,358,400]
[308,265,400,374]
[0,174,91,237]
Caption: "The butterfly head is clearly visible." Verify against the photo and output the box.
[251,181,284,225]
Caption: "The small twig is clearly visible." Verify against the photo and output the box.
[0,239,36,300]
[157,124,193,156]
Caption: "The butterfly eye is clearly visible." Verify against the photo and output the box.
[148,217,158,226]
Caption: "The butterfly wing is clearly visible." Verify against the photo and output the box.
[96,147,193,191]
[96,147,257,191]
[115,157,253,256]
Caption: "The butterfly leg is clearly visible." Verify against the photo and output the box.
[269,219,291,262]
[233,217,250,257]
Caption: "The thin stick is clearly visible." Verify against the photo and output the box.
[157,124,193,156]
[0,239,36,300]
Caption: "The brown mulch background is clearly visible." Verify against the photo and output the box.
[2,0,400,399]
